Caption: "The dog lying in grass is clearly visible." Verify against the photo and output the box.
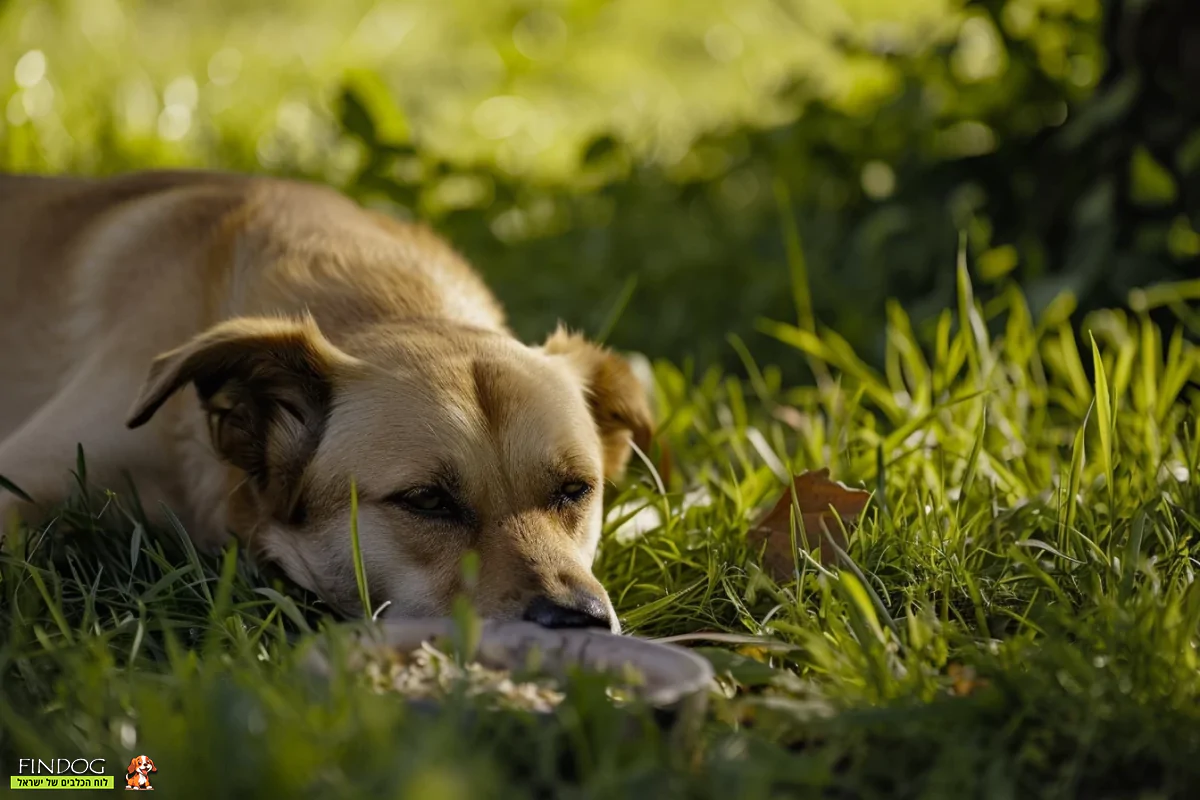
[0,171,652,631]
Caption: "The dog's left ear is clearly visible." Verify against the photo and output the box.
[543,327,654,480]
[126,315,359,520]
[148,759,156,773]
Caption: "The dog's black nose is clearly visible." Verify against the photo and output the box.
[522,595,613,631]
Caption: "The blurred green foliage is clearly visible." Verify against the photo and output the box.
[1,0,1196,372]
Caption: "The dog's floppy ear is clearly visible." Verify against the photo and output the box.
[125,758,139,776]
[126,315,356,519]
[543,326,654,480]
[147,758,156,773]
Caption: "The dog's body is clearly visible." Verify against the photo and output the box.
[0,171,651,628]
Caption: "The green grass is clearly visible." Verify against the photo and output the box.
[2,272,1199,799]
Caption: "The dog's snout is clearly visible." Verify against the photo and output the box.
[522,595,614,631]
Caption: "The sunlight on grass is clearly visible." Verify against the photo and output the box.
[3,272,1198,796]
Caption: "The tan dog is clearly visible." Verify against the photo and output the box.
[0,171,652,630]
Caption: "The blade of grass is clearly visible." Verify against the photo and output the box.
[1090,333,1116,513]
[594,275,638,345]
[348,476,372,618]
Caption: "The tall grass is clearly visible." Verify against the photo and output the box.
[2,274,1199,798]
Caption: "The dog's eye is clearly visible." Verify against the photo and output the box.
[556,480,592,504]
[386,487,458,518]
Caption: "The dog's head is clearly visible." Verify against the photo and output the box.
[126,316,652,631]
[126,755,155,776]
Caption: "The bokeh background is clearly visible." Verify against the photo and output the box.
[1,0,1196,373]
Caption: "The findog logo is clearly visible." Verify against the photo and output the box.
[14,759,106,776]
[124,755,157,791]
[10,758,111,790]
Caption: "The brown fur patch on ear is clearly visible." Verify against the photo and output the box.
[543,326,654,480]
[127,315,352,520]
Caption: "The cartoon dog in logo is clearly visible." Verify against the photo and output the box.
[124,755,156,790]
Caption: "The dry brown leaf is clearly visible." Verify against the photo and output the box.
[748,468,871,577]
[947,663,989,697]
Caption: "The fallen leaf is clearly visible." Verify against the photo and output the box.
[748,468,871,577]
[947,663,989,697]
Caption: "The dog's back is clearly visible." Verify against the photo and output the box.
[0,170,504,439]
[0,171,253,435]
